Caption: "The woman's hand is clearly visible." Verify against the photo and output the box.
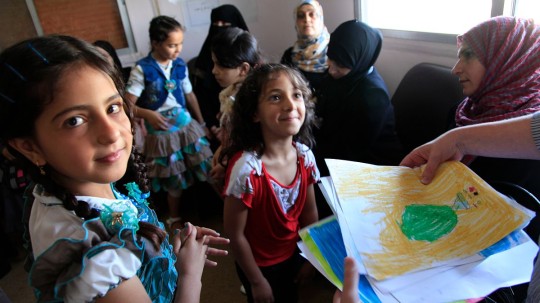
[400,130,464,184]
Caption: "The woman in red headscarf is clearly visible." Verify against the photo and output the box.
[452,16,540,198]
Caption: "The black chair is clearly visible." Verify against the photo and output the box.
[485,180,540,303]
[489,180,540,243]
[391,62,464,154]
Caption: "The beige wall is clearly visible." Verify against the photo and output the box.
[122,0,460,97]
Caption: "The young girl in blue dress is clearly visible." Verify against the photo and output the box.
[126,16,213,230]
[0,35,228,303]
[221,64,320,303]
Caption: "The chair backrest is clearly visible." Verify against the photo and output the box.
[391,62,464,154]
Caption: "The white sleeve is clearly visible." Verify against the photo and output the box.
[125,65,145,97]
[181,66,193,94]
[65,248,142,302]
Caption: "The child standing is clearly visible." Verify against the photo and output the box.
[0,35,228,302]
[209,27,262,186]
[125,16,213,230]
[222,64,320,303]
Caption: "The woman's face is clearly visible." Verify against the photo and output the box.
[212,20,231,27]
[452,44,486,96]
[327,59,351,80]
[296,4,321,38]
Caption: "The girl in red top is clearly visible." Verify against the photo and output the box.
[222,64,320,303]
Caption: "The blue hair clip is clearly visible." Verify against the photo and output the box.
[28,42,49,64]
[3,62,26,81]
[0,91,15,104]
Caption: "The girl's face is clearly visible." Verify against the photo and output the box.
[152,29,184,62]
[452,44,486,96]
[328,59,351,80]
[254,71,306,141]
[11,66,133,196]
[296,4,320,38]
[211,53,249,88]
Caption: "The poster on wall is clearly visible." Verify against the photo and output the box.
[179,0,258,28]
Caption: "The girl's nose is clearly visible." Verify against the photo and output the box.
[283,96,296,111]
[97,117,121,144]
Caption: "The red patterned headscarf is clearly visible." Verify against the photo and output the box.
[455,16,540,126]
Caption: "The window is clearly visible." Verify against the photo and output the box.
[25,0,136,55]
[356,0,540,43]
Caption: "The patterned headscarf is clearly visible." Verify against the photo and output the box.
[455,16,540,126]
[291,0,329,73]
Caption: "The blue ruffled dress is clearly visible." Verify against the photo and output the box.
[26,182,177,302]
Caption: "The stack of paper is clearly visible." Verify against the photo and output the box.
[298,159,538,303]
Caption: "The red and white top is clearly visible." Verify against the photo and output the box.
[223,142,320,266]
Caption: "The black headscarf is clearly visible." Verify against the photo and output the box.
[195,4,249,74]
[326,20,382,80]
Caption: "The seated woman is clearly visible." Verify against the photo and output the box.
[281,0,329,92]
[314,20,403,177]
[452,16,540,199]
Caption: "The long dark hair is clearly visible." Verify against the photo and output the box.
[0,35,165,250]
[220,63,316,165]
[211,27,262,69]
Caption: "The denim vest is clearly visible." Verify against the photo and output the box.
[136,54,187,110]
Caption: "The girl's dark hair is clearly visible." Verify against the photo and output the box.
[220,63,316,164]
[211,27,262,68]
[0,35,165,250]
[93,40,123,73]
[149,15,183,44]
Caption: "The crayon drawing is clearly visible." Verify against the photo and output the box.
[326,159,533,280]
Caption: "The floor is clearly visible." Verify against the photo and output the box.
[0,182,336,303]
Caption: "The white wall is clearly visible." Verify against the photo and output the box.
[122,0,459,97]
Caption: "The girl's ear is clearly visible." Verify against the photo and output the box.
[8,138,47,166]
[252,113,260,123]
[239,62,251,77]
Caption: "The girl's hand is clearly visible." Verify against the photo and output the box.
[146,110,169,130]
[172,223,207,282]
[251,278,274,303]
[333,257,360,303]
[295,261,316,285]
[209,164,226,184]
[211,126,224,143]
[190,224,229,266]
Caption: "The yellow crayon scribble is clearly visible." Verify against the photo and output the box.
[327,160,531,280]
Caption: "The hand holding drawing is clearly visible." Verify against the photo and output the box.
[399,128,465,184]
[332,257,360,303]
[400,114,540,184]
